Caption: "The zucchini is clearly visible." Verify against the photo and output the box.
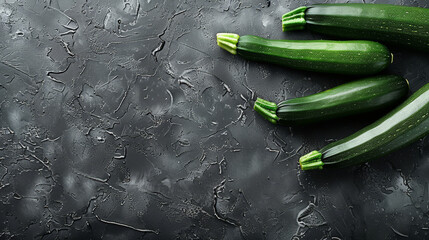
[282,4,429,51]
[254,75,409,126]
[216,33,392,75]
[299,82,429,170]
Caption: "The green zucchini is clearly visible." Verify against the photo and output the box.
[254,75,409,126]
[216,33,392,75]
[282,4,429,51]
[299,82,429,170]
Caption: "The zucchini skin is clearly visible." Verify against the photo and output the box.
[254,75,409,126]
[217,33,392,75]
[279,75,408,125]
[283,4,429,51]
[300,82,429,170]
[237,35,390,75]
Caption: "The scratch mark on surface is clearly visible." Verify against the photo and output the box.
[151,41,165,62]
[213,179,240,227]
[178,78,194,88]
[219,157,225,174]
[174,40,212,57]
[60,30,76,36]
[152,9,187,61]
[266,147,280,163]
[62,24,78,30]
[94,213,159,234]
[238,189,251,207]
[7,127,14,134]
[114,83,130,114]
[390,226,409,238]
[1,61,36,80]
[61,40,75,56]
[74,171,109,183]
[47,6,79,30]
[223,83,231,95]
[47,61,72,85]
[166,89,174,113]
[114,146,127,159]
[28,151,52,173]
[41,136,61,142]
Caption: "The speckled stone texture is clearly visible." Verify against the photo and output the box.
[1,0,429,239]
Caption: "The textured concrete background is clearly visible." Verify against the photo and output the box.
[1,0,429,239]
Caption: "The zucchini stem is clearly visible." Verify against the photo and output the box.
[282,6,307,32]
[254,98,279,124]
[299,150,324,170]
[216,33,240,55]
[255,98,277,111]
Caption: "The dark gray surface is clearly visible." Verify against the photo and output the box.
[1,0,429,239]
